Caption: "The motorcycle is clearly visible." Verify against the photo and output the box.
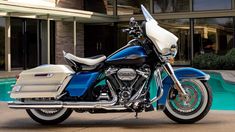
[8,5,212,125]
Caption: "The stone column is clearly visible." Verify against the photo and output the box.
[55,0,84,64]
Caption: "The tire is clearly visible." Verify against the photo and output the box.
[163,80,212,124]
[26,108,73,125]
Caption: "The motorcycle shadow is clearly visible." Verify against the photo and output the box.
[1,117,221,131]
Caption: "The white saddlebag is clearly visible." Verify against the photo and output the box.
[10,65,75,99]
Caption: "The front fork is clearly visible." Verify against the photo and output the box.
[162,62,187,96]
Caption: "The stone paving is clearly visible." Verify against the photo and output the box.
[0,103,235,132]
[0,70,21,79]
[205,70,235,83]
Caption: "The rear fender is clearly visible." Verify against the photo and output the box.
[157,68,210,108]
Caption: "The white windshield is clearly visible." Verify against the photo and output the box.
[141,5,157,23]
[141,5,178,55]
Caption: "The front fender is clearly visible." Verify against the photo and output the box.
[157,67,210,107]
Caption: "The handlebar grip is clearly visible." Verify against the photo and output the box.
[122,28,130,33]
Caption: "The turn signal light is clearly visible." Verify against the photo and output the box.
[169,57,175,64]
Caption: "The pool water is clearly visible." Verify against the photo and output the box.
[0,78,16,101]
[208,72,235,110]
[1,73,235,110]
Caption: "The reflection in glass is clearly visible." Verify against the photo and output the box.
[117,0,150,15]
[117,22,129,48]
[154,0,189,13]
[193,0,231,11]
[0,17,5,70]
[85,0,114,15]
[158,19,191,65]
[194,17,233,56]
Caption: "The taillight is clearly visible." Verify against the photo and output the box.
[16,74,20,80]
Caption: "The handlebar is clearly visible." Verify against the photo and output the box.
[122,17,143,38]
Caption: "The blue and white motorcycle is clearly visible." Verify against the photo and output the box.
[8,5,212,125]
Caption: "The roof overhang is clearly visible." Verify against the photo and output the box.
[0,1,118,23]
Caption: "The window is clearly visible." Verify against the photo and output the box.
[193,0,231,11]
[0,18,5,70]
[154,0,190,13]
[117,0,150,15]
[194,17,233,56]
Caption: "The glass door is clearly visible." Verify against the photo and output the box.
[11,18,24,69]
[11,18,38,69]
[0,17,5,70]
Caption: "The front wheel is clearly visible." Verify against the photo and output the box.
[164,79,212,124]
[26,108,73,125]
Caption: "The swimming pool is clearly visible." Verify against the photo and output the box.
[0,78,16,101]
[208,72,235,110]
[1,73,235,110]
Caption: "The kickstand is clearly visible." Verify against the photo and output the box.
[135,112,138,119]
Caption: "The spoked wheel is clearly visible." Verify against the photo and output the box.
[26,108,73,125]
[164,79,212,124]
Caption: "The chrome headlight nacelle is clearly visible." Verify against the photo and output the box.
[160,44,177,63]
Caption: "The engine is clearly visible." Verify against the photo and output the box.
[117,68,137,81]
[103,65,151,106]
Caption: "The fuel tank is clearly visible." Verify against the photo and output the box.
[106,45,147,65]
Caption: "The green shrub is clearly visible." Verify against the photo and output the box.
[193,48,235,70]
[193,53,219,69]
[223,48,235,69]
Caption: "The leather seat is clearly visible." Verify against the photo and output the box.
[63,51,106,66]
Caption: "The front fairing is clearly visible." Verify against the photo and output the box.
[141,5,178,56]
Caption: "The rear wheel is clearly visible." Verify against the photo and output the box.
[164,79,212,124]
[26,108,72,125]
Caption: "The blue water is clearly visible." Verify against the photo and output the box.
[0,78,16,101]
[207,72,235,110]
[1,73,235,110]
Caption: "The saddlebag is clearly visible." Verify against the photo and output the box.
[10,65,75,99]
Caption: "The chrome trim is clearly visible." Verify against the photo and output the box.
[126,80,147,106]
[150,69,164,104]
[105,67,118,76]
[12,83,61,86]
[150,87,163,104]
[179,76,210,80]
[8,80,120,110]
[117,68,137,81]
[136,69,149,78]
[197,74,210,80]
[162,62,187,95]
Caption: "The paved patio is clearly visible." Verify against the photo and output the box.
[0,70,21,79]
[0,102,235,132]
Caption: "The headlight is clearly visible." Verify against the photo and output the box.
[160,44,177,64]
[170,44,177,57]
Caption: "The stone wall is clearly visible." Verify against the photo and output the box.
[55,0,84,64]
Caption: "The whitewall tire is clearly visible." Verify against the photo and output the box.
[164,80,212,124]
[26,108,72,125]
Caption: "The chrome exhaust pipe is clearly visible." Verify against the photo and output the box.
[8,102,63,109]
[8,80,125,110]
